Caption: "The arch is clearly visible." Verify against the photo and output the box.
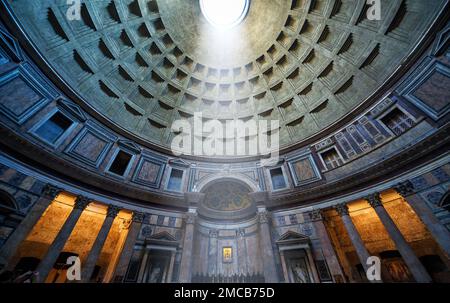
[0,190,17,211]
[439,191,450,212]
[194,172,259,193]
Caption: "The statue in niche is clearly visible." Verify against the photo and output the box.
[148,265,162,283]
[290,259,311,283]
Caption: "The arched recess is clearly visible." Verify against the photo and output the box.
[197,177,258,222]
[0,190,18,213]
[439,191,450,212]
[194,172,260,193]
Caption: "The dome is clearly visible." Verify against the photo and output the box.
[0,0,449,287]
[5,0,446,158]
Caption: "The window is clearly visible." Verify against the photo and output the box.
[35,112,73,144]
[108,150,133,176]
[167,168,184,192]
[321,148,343,170]
[380,108,414,136]
[270,167,287,190]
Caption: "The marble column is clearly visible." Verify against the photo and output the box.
[335,203,380,283]
[112,211,144,282]
[279,250,290,282]
[395,181,450,259]
[366,193,432,283]
[309,210,345,281]
[207,229,218,275]
[166,250,176,283]
[258,209,279,283]
[80,205,121,282]
[179,210,197,283]
[1,184,62,270]
[36,195,91,283]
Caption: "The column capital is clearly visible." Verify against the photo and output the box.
[258,210,271,224]
[209,229,218,238]
[365,193,383,208]
[186,211,197,225]
[335,203,349,216]
[394,181,416,197]
[132,211,145,223]
[41,184,62,199]
[309,210,323,222]
[237,228,246,238]
[106,205,121,218]
[74,196,91,210]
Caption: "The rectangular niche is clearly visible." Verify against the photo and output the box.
[166,168,184,192]
[106,149,134,177]
[269,167,288,191]
[31,110,75,146]
[287,152,322,187]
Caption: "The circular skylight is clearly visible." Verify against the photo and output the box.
[200,0,250,29]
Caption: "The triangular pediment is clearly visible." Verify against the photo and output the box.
[118,139,142,154]
[169,158,190,168]
[277,230,310,243]
[57,98,86,122]
[148,231,177,242]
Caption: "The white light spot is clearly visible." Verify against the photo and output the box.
[200,0,249,29]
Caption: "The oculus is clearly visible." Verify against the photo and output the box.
[200,0,250,29]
